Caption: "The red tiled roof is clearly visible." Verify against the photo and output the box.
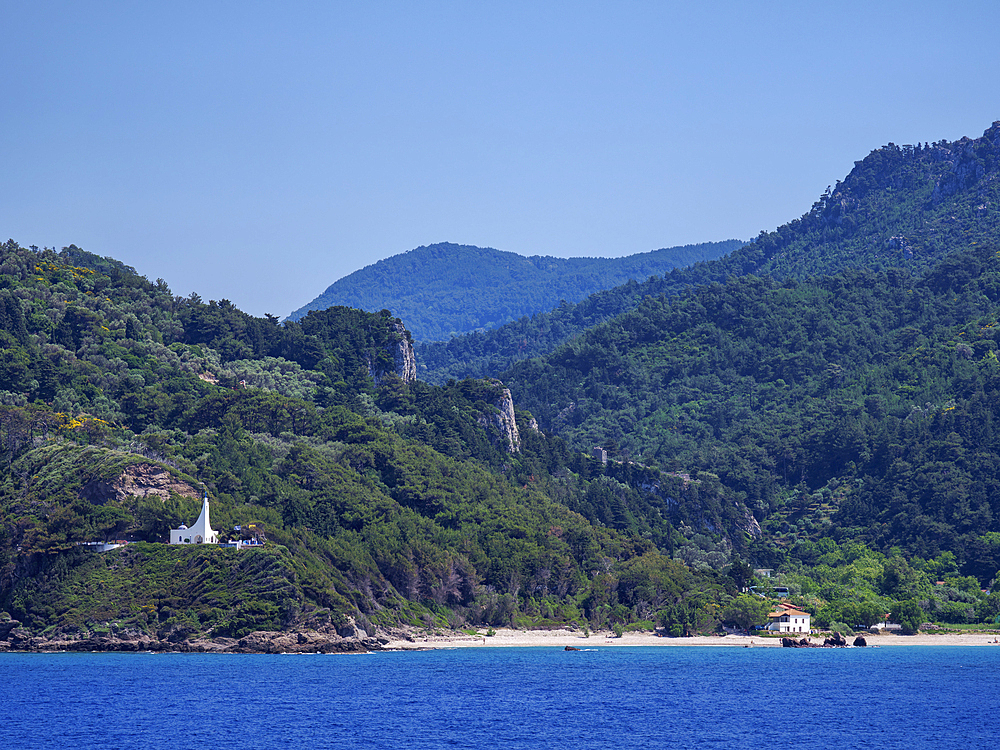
[768,608,809,618]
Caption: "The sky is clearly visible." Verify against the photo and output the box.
[3,1,1000,318]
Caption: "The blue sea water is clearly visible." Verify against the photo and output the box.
[1,646,997,749]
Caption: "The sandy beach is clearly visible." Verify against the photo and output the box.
[383,627,1000,650]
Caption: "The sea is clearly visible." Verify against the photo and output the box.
[1,646,997,749]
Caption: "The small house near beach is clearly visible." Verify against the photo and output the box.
[766,603,811,633]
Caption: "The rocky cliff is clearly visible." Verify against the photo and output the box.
[731,120,1000,286]
[368,321,417,386]
[80,463,200,505]
[477,380,521,454]
[930,120,1000,204]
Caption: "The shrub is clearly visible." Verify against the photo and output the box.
[826,621,854,636]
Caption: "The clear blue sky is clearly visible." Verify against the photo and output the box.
[3,1,999,317]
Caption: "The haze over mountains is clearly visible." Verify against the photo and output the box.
[3,121,1000,651]
[287,240,743,341]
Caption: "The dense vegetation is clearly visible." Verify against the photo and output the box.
[503,245,1000,585]
[0,241,753,641]
[288,240,741,341]
[419,122,1000,384]
[5,122,1000,645]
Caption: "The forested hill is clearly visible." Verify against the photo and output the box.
[5,122,1000,648]
[4,238,996,639]
[286,240,742,341]
[502,243,1000,582]
[417,122,1000,384]
[0,240,768,647]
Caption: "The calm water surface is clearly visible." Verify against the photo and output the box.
[1,646,996,749]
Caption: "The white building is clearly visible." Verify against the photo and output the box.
[169,492,219,545]
[766,604,811,633]
[872,616,902,631]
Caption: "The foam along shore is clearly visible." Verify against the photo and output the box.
[382,627,1000,650]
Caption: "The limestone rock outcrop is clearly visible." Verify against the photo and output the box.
[734,505,762,539]
[931,121,1000,204]
[335,616,368,639]
[368,321,416,386]
[477,380,521,454]
[80,463,200,505]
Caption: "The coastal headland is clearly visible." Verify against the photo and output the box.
[0,625,384,654]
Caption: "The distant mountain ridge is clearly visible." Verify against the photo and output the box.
[286,240,743,341]
[417,121,1000,383]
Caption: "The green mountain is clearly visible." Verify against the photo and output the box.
[418,122,1000,384]
[286,240,742,341]
[0,240,749,649]
[502,245,1000,582]
[5,122,1000,648]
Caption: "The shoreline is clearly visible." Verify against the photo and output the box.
[5,626,1000,654]
[382,627,1000,650]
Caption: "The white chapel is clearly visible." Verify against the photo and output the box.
[169,491,219,545]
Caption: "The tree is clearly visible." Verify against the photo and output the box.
[891,599,924,635]
[856,600,886,629]
[842,600,885,629]
[722,594,771,632]
[976,592,1000,624]
[880,557,924,599]
[726,558,755,592]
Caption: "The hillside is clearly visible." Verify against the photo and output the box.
[5,123,1000,648]
[418,122,1000,383]
[2,242,997,645]
[502,244,1000,583]
[0,240,761,649]
[286,240,741,341]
